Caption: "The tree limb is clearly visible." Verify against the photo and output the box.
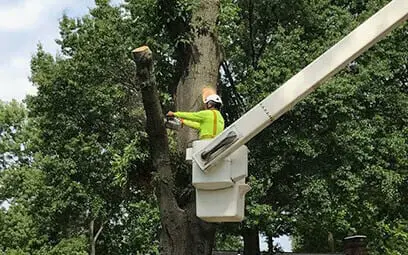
[248,0,257,69]
[94,222,104,242]
[131,45,187,253]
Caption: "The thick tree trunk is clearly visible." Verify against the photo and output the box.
[174,0,222,254]
[176,0,222,149]
[133,0,222,253]
[243,227,260,255]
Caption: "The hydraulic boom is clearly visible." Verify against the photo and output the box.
[193,0,408,172]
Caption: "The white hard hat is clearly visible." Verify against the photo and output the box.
[204,94,222,105]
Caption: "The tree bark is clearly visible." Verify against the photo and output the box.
[174,0,222,254]
[243,227,260,255]
[132,0,222,253]
[132,46,189,254]
[175,0,222,149]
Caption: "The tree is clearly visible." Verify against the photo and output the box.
[0,101,43,253]
[0,100,29,170]
[161,0,224,253]
[216,0,408,253]
[2,0,408,254]
[25,0,224,253]
[21,2,158,253]
[132,0,223,251]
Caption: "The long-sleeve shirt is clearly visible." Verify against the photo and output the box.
[174,110,225,140]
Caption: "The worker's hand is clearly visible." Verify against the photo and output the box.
[166,111,175,117]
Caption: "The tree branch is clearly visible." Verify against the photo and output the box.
[221,61,235,90]
[221,61,245,107]
[131,46,171,180]
[132,45,187,253]
[248,0,257,69]
[94,222,104,242]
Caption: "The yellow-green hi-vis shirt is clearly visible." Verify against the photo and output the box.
[174,110,225,140]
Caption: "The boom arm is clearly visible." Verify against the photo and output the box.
[193,0,408,171]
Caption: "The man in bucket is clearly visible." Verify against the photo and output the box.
[166,94,224,140]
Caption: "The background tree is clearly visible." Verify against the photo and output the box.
[217,0,408,253]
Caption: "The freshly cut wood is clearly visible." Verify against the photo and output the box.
[132,46,152,65]
[202,86,217,103]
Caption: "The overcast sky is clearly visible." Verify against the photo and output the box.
[0,0,97,102]
[0,0,291,251]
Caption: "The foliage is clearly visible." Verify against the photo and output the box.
[45,236,88,255]
[217,0,408,252]
[1,1,160,253]
[0,100,29,169]
[215,231,243,251]
[1,0,408,253]
[379,221,408,255]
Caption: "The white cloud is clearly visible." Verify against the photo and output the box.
[0,0,97,102]
[0,51,37,102]
[10,56,30,70]
[0,0,60,31]
[0,65,35,102]
[0,0,125,103]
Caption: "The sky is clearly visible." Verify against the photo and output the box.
[0,0,102,102]
[0,0,292,252]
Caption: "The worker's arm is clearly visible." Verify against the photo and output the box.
[181,119,200,130]
[173,111,207,122]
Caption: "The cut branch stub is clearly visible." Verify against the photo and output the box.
[132,45,153,67]
[132,45,154,87]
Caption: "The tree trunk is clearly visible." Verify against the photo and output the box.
[243,227,260,255]
[132,46,189,255]
[174,0,222,254]
[175,0,222,149]
[132,0,222,253]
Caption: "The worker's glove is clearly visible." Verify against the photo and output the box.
[166,111,175,117]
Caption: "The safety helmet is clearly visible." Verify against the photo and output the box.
[204,94,222,105]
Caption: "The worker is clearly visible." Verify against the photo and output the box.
[166,94,225,140]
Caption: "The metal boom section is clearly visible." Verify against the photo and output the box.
[193,0,408,171]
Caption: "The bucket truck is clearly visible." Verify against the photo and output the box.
[186,0,408,222]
